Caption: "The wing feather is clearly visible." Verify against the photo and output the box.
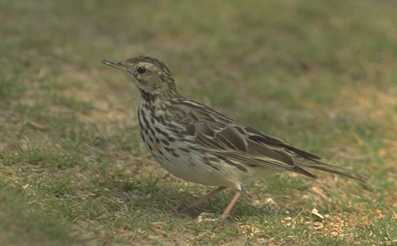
[167,97,365,182]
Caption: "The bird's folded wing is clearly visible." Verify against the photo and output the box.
[169,98,366,182]
[170,99,317,175]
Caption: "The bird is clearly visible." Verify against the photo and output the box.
[102,56,366,220]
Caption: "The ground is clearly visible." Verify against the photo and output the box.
[0,0,396,245]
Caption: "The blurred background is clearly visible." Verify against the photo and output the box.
[0,1,396,245]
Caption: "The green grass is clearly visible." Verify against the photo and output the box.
[1,0,396,245]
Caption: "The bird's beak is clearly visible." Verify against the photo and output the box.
[102,59,127,71]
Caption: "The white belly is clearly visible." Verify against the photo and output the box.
[151,144,238,188]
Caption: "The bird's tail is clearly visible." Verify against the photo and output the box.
[296,160,370,189]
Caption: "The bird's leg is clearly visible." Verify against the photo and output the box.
[221,190,241,220]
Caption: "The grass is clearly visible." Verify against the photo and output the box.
[0,0,396,245]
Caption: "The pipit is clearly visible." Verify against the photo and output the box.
[103,56,366,220]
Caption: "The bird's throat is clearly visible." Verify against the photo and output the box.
[139,88,157,103]
[139,87,179,105]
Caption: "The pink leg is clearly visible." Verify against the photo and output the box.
[221,191,241,220]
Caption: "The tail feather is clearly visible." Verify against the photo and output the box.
[296,160,368,183]
[292,165,318,179]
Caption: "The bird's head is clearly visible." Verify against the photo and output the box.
[103,56,177,98]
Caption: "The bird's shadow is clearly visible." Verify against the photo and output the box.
[111,179,294,220]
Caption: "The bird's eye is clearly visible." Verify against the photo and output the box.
[137,66,146,74]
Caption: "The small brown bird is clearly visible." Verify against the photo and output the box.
[103,56,366,220]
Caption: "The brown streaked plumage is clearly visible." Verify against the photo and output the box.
[103,56,367,220]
